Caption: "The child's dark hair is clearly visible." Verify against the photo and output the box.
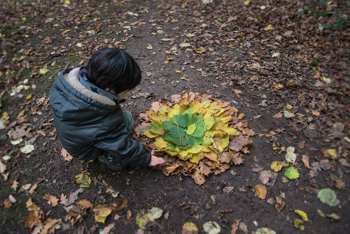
[80,48,142,95]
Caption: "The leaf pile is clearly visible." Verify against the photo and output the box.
[135,91,254,184]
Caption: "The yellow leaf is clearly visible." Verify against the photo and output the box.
[213,136,229,152]
[220,116,232,123]
[226,128,239,136]
[244,0,250,5]
[273,83,283,89]
[179,98,189,106]
[26,94,32,100]
[327,149,337,159]
[158,106,169,115]
[295,210,308,221]
[189,152,205,164]
[271,161,283,172]
[2,112,9,120]
[202,100,211,108]
[255,184,267,199]
[294,219,304,231]
[186,123,196,135]
[53,24,59,27]
[317,209,326,217]
[214,108,225,117]
[214,122,228,132]
[177,148,190,159]
[195,47,206,54]
[144,131,158,138]
[39,69,48,74]
[64,0,70,4]
[191,102,204,113]
[204,113,216,130]
[265,24,274,30]
[188,145,203,154]
[93,205,112,223]
[154,137,168,149]
[63,29,71,33]
[176,70,181,73]
[17,110,25,118]
[168,104,180,117]
[286,104,292,110]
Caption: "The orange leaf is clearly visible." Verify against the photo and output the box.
[255,184,267,199]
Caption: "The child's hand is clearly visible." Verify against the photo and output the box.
[149,150,165,166]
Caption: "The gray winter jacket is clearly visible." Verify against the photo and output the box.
[49,67,151,167]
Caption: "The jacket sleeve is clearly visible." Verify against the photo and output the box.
[93,118,151,168]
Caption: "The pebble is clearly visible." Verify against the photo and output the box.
[205,202,212,210]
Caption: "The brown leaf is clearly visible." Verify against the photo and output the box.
[60,194,69,206]
[103,223,115,234]
[29,183,38,194]
[23,198,44,229]
[114,214,120,220]
[134,122,150,137]
[11,180,19,192]
[61,148,73,162]
[298,141,305,149]
[223,186,234,194]
[127,210,132,220]
[302,155,310,169]
[164,211,169,220]
[43,193,59,207]
[40,218,59,234]
[274,196,285,212]
[231,219,241,234]
[77,199,93,209]
[232,153,244,165]
[239,222,249,234]
[112,199,128,211]
[8,125,32,139]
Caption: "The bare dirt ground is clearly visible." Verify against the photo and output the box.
[0,0,349,233]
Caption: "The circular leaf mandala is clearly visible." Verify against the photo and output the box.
[134,91,255,185]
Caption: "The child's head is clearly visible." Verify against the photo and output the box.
[81,48,142,96]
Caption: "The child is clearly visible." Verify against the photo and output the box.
[49,48,165,170]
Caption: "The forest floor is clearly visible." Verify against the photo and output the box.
[0,0,349,233]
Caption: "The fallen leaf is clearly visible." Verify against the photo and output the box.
[93,205,112,223]
[270,161,282,172]
[285,146,296,163]
[231,219,241,234]
[203,221,221,234]
[127,210,132,220]
[302,155,310,169]
[43,193,59,207]
[294,219,304,231]
[283,110,295,118]
[295,210,308,221]
[182,222,198,234]
[317,188,340,206]
[284,167,299,179]
[275,196,285,212]
[20,144,35,154]
[61,148,73,161]
[239,222,249,234]
[103,223,115,234]
[255,184,267,199]
[255,228,276,234]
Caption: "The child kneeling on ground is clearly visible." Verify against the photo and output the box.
[49,48,165,170]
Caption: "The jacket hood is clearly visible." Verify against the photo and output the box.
[50,68,119,123]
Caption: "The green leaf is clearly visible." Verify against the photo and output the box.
[317,188,340,206]
[162,119,176,130]
[187,123,196,135]
[284,167,299,179]
[149,121,165,135]
[171,114,188,128]
[186,135,203,146]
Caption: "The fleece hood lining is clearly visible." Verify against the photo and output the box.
[63,68,116,106]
